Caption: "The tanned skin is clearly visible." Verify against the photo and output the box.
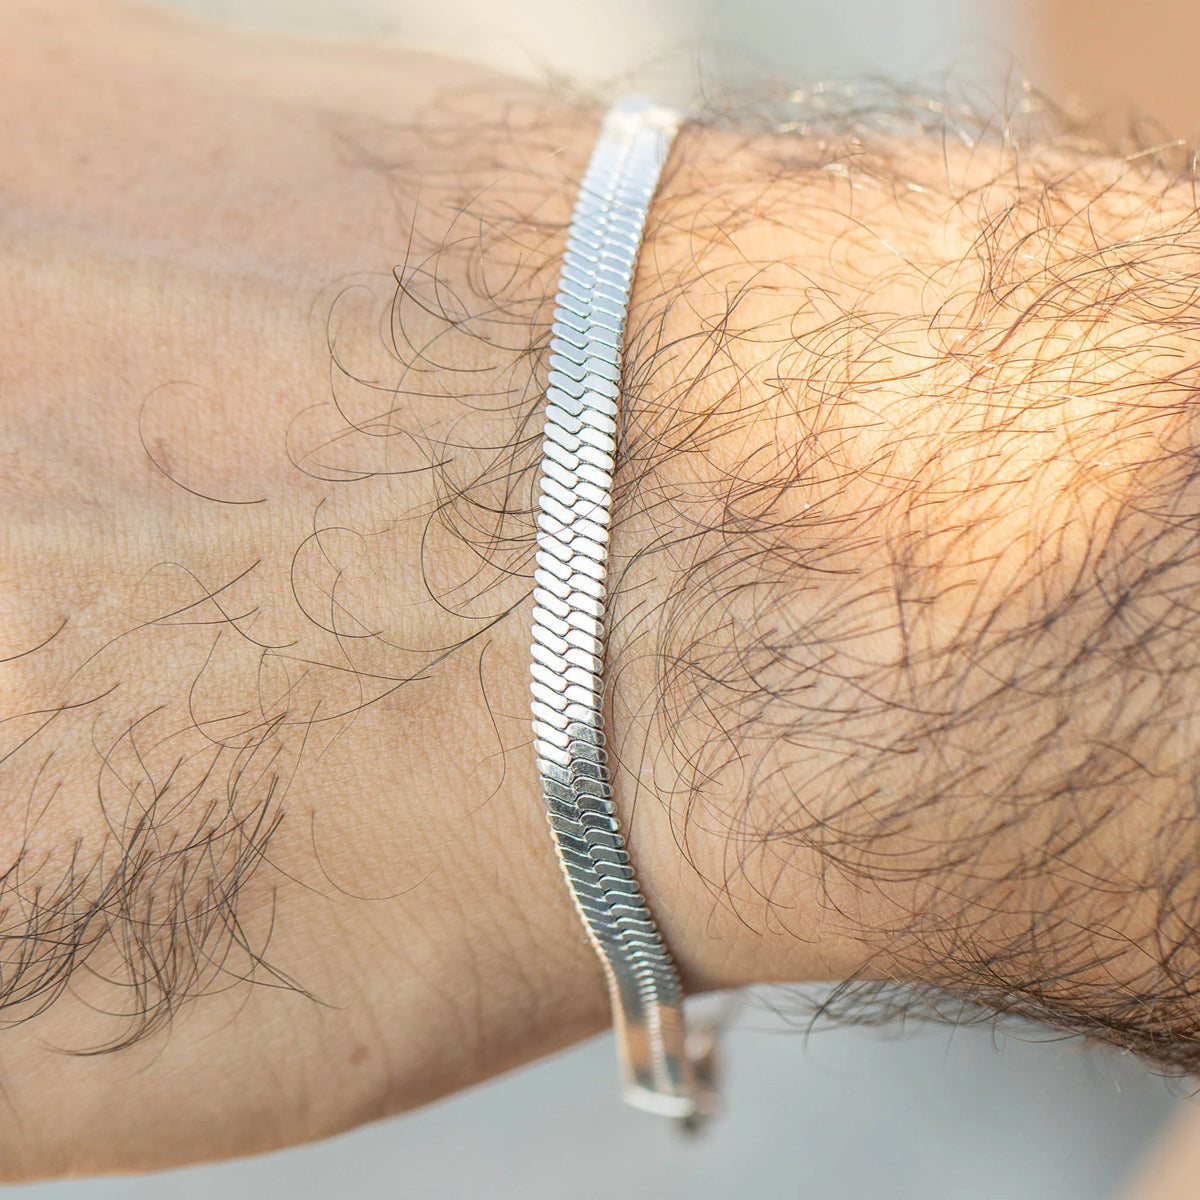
[5,0,1200,1179]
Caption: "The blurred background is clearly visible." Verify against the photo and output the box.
[19,1,1200,1196]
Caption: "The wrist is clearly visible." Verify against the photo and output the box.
[611,109,1200,1059]
[597,123,878,993]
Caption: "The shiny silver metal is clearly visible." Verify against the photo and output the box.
[530,98,712,1122]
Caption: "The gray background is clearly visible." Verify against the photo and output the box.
[6,1004,1187,1199]
[17,1,1194,1196]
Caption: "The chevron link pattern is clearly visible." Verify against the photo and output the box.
[529,100,705,1121]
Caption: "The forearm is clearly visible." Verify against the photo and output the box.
[624,112,1200,1049]
[6,0,1200,1179]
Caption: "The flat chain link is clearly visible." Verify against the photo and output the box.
[530,98,711,1121]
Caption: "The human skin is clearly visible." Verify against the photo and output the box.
[1120,1103,1200,1200]
[5,0,1200,1180]
[1024,0,1200,140]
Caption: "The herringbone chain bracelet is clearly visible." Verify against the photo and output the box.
[529,98,714,1123]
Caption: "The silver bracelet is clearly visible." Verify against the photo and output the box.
[529,98,713,1123]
